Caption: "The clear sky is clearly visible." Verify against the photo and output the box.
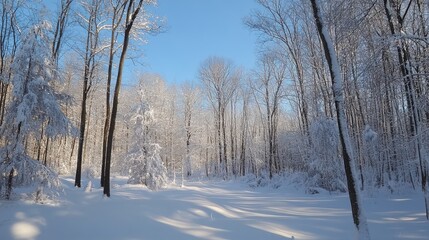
[139,0,261,84]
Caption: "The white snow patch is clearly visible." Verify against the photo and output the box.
[0,176,427,240]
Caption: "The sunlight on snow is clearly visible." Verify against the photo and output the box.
[383,217,419,221]
[189,198,240,219]
[154,216,226,240]
[11,222,40,240]
[248,221,315,239]
[390,198,411,202]
[266,206,349,217]
[9,212,46,240]
[189,208,210,218]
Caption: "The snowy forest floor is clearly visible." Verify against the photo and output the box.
[0,176,428,240]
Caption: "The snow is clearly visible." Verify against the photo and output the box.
[0,177,427,240]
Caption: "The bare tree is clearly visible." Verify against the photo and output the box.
[199,57,240,177]
[252,50,287,179]
[246,0,310,136]
[237,82,252,176]
[382,0,428,219]
[75,0,105,188]
[180,83,200,179]
[310,0,370,238]
[52,0,73,63]
[104,0,157,197]
[0,0,22,125]
[100,0,127,188]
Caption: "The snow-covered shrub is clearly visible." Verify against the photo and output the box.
[361,125,381,187]
[245,172,270,188]
[308,118,346,192]
[0,151,62,201]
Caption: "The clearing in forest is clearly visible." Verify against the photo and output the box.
[0,177,427,240]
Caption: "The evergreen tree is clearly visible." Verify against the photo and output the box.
[0,21,74,200]
[126,84,168,191]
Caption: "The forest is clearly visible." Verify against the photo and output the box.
[0,0,428,239]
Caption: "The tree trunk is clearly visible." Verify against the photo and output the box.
[75,20,92,187]
[52,0,73,63]
[383,0,415,136]
[0,83,8,125]
[75,77,88,188]
[69,137,76,171]
[230,101,236,176]
[104,0,145,197]
[74,0,102,188]
[221,108,228,177]
[5,168,14,200]
[43,137,50,166]
[217,104,223,175]
[310,0,370,237]
[101,2,124,187]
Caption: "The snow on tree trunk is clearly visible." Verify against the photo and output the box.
[309,0,370,239]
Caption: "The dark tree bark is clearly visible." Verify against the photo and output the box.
[75,1,101,187]
[101,0,126,188]
[383,0,428,220]
[104,0,145,197]
[52,0,73,63]
[310,0,370,237]
[74,68,89,188]
[0,0,19,125]
[383,0,415,136]
[5,168,14,200]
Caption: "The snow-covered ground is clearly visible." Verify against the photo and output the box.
[0,177,427,240]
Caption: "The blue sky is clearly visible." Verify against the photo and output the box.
[139,0,261,84]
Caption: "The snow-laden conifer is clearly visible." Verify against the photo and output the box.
[0,21,74,200]
[126,85,168,190]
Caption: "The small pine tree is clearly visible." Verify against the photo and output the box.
[126,85,168,190]
[0,21,74,200]
[144,143,168,190]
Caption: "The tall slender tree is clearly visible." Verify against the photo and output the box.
[0,0,22,125]
[246,0,310,136]
[180,83,200,179]
[101,0,127,188]
[104,0,152,197]
[252,51,287,179]
[51,0,73,63]
[199,57,240,177]
[75,0,104,188]
[310,0,370,238]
